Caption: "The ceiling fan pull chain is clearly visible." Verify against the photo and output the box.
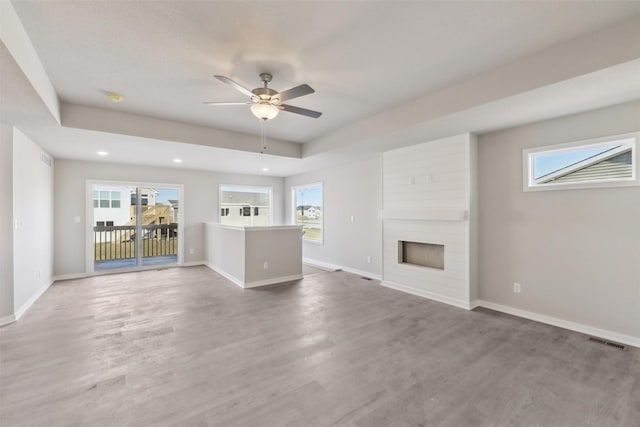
[260,119,267,154]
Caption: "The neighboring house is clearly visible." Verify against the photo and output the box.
[93,185,132,227]
[94,187,176,241]
[305,207,319,219]
[297,205,320,219]
[220,191,270,226]
[130,188,158,208]
[536,145,632,184]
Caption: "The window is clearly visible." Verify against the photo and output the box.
[292,182,323,243]
[111,191,121,208]
[99,191,110,208]
[94,190,121,208]
[219,185,272,226]
[524,133,638,192]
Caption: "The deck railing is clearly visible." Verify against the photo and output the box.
[93,224,178,261]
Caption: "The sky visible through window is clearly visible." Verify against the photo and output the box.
[295,185,322,207]
[155,188,179,204]
[534,145,618,179]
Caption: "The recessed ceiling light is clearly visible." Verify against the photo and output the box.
[173,158,183,163]
[262,167,269,172]
[97,151,108,156]
[106,92,124,103]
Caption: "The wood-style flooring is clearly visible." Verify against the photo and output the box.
[1,266,638,426]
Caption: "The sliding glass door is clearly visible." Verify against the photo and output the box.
[89,181,182,272]
[140,186,179,267]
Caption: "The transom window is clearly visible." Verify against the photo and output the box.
[524,133,638,192]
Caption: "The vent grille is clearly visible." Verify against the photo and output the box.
[40,152,52,167]
[588,336,628,351]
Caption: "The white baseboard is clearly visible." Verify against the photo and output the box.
[475,300,640,349]
[381,280,472,310]
[303,258,341,272]
[303,258,382,280]
[244,274,304,288]
[14,278,54,321]
[182,261,206,267]
[205,263,244,288]
[0,314,16,327]
[54,273,87,281]
[469,299,481,310]
[206,263,303,289]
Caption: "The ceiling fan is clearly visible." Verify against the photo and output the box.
[204,73,322,121]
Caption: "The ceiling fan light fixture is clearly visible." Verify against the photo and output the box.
[250,103,280,120]
[209,73,321,119]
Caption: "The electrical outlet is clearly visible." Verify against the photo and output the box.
[263,262,268,270]
[189,248,194,255]
[366,256,371,264]
[350,215,355,223]
[513,282,521,294]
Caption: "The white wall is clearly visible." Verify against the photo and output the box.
[205,224,303,287]
[54,160,285,277]
[0,124,14,319]
[205,224,245,284]
[284,155,383,278]
[478,100,640,341]
[244,227,302,285]
[12,128,55,314]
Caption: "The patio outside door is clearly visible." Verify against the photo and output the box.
[90,182,182,272]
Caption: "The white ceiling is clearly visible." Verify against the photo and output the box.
[3,1,640,176]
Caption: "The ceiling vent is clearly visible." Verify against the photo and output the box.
[40,152,52,167]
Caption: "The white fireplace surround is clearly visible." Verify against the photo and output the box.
[381,133,478,310]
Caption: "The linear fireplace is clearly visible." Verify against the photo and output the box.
[382,133,477,310]
[398,241,444,270]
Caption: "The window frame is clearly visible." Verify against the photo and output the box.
[523,132,638,192]
[291,182,324,244]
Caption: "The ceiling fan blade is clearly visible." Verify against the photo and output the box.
[276,84,315,102]
[203,101,252,106]
[280,104,322,118]
[214,75,255,98]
